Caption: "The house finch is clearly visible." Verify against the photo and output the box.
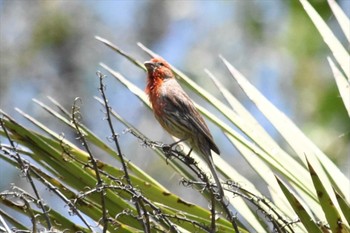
[144,57,224,198]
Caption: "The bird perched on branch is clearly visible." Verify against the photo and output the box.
[144,57,224,198]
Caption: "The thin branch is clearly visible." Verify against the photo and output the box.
[75,184,212,233]
[30,161,94,231]
[210,191,216,233]
[1,190,38,232]
[128,130,241,232]
[97,71,151,233]
[188,179,295,233]
[225,182,294,233]
[70,99,108,233]
[60,141,179,233]
[0,116,52,230]
[1,147,94,232]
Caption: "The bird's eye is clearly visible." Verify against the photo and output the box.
[158,62,164,66]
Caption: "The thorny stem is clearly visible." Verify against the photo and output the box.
[173,150,240,233]
[1,145,94,231]
[145,134,295,232]
[194,158,239,233]
[60,141,179,233]
[1,191,37,232]
[129,130,240,232]
[71,99,108,233]
[0,117,52,230]
[225,181,295,233]
[97,72,151,233]
[21,193,37,232]
[210,191,216,233]
[164,146,244,232]
[31,158,94,231]
[73,184,190,233]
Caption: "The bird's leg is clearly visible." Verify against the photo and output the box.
[163,138,188,151]
[169,138,188,148]
[162,138,196,164]
[184,147,195,164]
[186,148,193,157]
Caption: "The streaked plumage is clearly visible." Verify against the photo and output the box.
[144,57,223,197]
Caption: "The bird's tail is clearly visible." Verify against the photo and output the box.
[205,153,224,199]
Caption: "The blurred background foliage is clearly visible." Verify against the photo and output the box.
[0,0,349,206]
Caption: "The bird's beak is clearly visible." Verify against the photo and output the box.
[144,61,155,71]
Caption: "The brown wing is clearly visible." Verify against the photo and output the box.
[162,87,220,155]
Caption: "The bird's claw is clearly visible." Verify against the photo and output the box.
[184,156,195,165]
[161,144,172,152]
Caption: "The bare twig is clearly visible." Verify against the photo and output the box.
[70,99,108,233]
[0,145,93,231]
[0,116,52,230]
[96,72,151,233]
[210,191,216,233]
[1,190,37,232]
[58,133,181,231]
[225,181,294,233]
[127,130,241,232]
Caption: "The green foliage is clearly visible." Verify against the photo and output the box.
[0,1,349,232]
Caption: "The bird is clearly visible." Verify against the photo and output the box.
[144,57,224,198]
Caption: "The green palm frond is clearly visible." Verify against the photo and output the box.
[1,0,348,232]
